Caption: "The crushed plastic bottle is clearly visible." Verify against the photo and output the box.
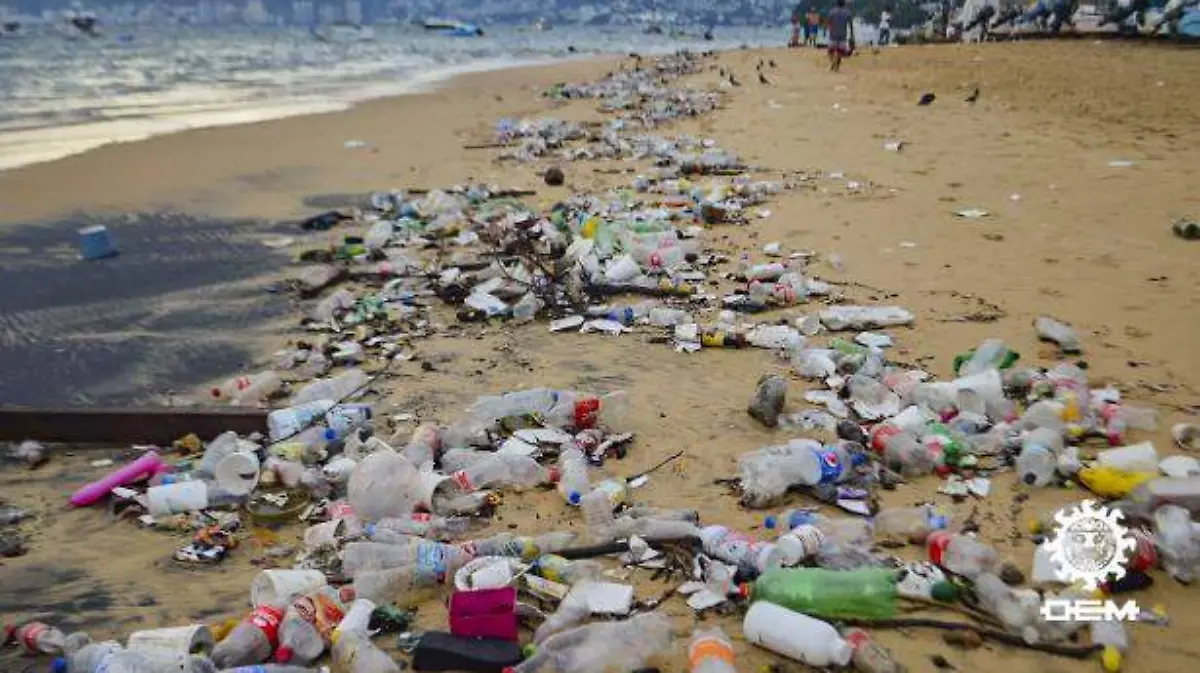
[508,612,673,673]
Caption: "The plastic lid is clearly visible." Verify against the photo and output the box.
[364,523,376,536]
[275,646,293,663]
[324,428,337,441]
[210,387,222,398]
[763,515,779,530]
[568,491,581,505]
[737,583,751,599]
[930,580,958,602]
[50,658,67,673]
[547,467,561,483]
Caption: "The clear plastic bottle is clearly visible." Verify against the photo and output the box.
[873,505,949,542]
[842,628,906,673]
[212,371,282,405]
[16,622,67,654]
[347,451,422,523]
[367,514,471,541]
[351,563,446,605]
[580,488,616,542]
[331,599,401,673]
[291,368,370,406]
[1016,427,1064,487]
[533,554,603,585]
[448,453,551,492]
[738,439,824,509]
[94,650,216,673]
[268,401,335,442]
[341,539,470,577]
[557,445,591,505]
[689,627,736,673]
[509,613,673,673]
[210,604,285,668]
[1153,504,1199,582]
[927,532,997,579]
[276,587,347,666]
[974,572,1041,643]
[58,634,122,673]
[699,525,776,576]
[401,424,440,469]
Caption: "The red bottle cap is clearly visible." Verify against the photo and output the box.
[275,646,293,663]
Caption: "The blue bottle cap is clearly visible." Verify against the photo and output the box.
[324,427,337,441]
[764,515,778,529]
[364,523,376,536]
[568,491,582,505]
[50,658,67,673]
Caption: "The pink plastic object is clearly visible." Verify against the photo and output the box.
[448,587,518,641]
[69,450,167,507]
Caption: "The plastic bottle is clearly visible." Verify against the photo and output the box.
[367,514,471,541]
[276,587,348,665]
[769,524,827,567]
[78,650,217,672]
[1129,476,1200,515]
[509,613,672,673]
[210,604,285,668]
[331,599,401,673]
[737,439,824,508]
[268,401,335,442]
[212,372,282,405]
[222,666,322,672]
[532,554,603,585]
[351,563,446,605]
[580,488,616,542]
[842,628,906,673]
[346,451,422,523]
[743,601,853,667]
[1035,316,1081,353]
[59,637,123,673]
[926,532,998,579]
[974,572,1040,643]
[1153,504,1198,582]
[291,369,370,406]
[341,539,472,577]
[743,568,897,619]
[873,505,948,542]
[557,445,590,505]
[688,627,736,673]
[448,453,551,492]
[699,525,776,576]
[15,622,66,654]
[1091,621,1127,673]
[818,306,913,331]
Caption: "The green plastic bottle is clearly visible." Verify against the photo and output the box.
[743,568,898,619]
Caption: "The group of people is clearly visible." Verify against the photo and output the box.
[791,1,888,72]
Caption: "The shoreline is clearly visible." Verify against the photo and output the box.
[0,39,1198,673]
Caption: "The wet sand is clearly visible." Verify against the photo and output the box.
[2,41,1199,673]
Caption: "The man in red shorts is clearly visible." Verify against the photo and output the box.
[826,0,854,72]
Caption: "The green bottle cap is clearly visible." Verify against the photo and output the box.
[931,581,958,602]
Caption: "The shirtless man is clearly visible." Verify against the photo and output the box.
[826,0,854,72]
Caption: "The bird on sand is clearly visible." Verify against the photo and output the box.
[917,92,936,106]
[965,87,980,103]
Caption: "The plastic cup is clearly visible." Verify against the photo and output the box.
[251,569,327,607]
[455,557,517,591]
[303,520,344,550]
[127,625,214,656]
[147,481,208,516]
[214,452,260,496]
[416,471,452,511]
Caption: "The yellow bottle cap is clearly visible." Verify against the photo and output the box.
[1101,644,1122,673]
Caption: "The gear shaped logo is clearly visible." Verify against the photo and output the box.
[1044,500,1138,590]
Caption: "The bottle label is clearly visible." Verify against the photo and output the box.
[536,554,571,583]
[926,531,952,566]
[292,592,346,645]
[247,604,284,648]
[689,638,734,666]
[17,622,47,653]
[870,424,901,453]
[415,541,450,584]
[450,470,476,492]
[814,448,844,483]
[574,398,601,429]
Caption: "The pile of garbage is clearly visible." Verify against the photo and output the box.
[6,51,1200,673]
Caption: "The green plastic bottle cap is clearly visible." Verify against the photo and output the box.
[931,580,958,602]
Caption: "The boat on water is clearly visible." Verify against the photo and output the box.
[421,18,484,36]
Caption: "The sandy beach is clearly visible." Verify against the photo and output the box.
[2,39,1199,673]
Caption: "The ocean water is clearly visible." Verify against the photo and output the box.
[0,23,781,171]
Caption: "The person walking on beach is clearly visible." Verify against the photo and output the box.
[826,0,854,72]
[790,2,804,46]
[805,6,822,45]
[878,6,893,45]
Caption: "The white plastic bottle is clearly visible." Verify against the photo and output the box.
[557,445,591,505]
[743,601,853,666]
[873,504,949,541]
[268,401,335,442]
[699,525,775,576]
[688,626,737,673]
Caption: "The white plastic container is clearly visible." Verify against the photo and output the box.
[214,451,260,496]
[127,624,214,657]
[743,601,852,666]
[251,569,328,607]
[146,481,209,516]
[604,254,642,283]
[1098,441,1159,473]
